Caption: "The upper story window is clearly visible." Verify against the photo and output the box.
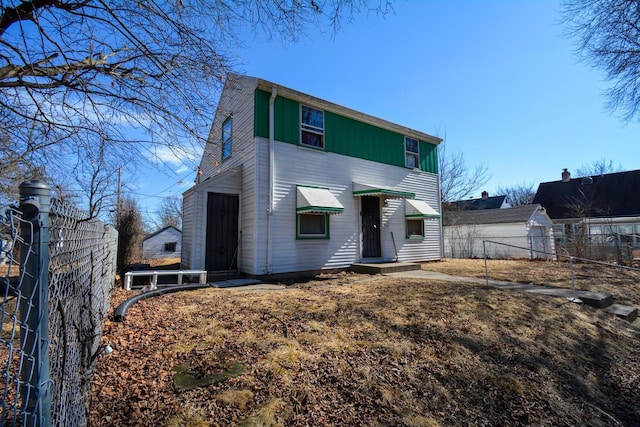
[405,137,419,168]
[222,116,232,161]
[301,105,324,149]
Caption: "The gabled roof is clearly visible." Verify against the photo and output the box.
[445,195,507,211]
[532,169,640,219]
[143,226,181,242]
[443,204,544,226]
[242,73,442,145]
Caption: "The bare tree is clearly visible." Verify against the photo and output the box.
[438,140,490,202]
[575,158,623,177]
[562,0,640,121]
[114,195,144,273]
[154,196,182,230]
[496,182,536,207]
[1,1,390,206]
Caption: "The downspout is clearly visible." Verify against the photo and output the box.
[266,86,277,274]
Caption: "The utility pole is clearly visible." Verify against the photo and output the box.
[116,165,123,215]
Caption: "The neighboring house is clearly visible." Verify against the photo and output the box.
[142,226,181,260]
[442,204,555,259]
[182,74,443,276]
[445,191,509,211]
[532,169,640,257]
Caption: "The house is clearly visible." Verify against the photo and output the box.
[142,226,181,260]
[445,191,509,211]
[532,169,640,259]
[181,74,443,276]
[442,204,555,259]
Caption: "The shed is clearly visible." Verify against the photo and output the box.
[443,204,555,259]
[142,226,181,260]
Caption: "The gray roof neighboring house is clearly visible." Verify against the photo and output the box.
[532,169,640,219]
[443,204,545,226]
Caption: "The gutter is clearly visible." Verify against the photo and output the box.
[266,86,277,274]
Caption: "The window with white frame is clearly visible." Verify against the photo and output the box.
[297,213,328,238]
[405,136,419,169]
[406,219,424,238]
[301,105,324,149]
[164,242,177,252]
[222,116,232,161]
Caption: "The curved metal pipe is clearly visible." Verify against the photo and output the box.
[113,284,213,322]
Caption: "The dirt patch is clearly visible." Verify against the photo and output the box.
[90,260,640,426]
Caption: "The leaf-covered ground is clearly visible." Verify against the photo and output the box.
[89,260,640,426]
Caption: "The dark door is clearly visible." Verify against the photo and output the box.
[361,196,381,258]
[205,193,239,271]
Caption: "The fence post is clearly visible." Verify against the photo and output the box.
[18,180,52,427]
[483,240,489,287]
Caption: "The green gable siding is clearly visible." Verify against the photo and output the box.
[419,141,438,174]
[254,89,438,173]
[325,112,406,167]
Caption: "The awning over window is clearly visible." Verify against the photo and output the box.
[405,199,441,219]
[352,183,415,199]
[297,186,344,214]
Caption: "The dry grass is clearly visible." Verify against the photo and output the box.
[422,258,640,306]
[90,260,640,426]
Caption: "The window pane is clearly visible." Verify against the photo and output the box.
[302,106,323,129]
[302,130,323,148]
[299,214,326,236]
[407,219,424,237]
[406,153,418,169]
[405,137,419,153]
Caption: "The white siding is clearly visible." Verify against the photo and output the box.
[186,75,258,272]
[181,189,195,268]
[443,220,555,260]
[261,140,441,274]
[143,228,182,259]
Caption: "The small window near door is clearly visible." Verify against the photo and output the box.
[297,213,329,239]
[164,242,177,252]
[301,105,324,149]
[405,136,419,169]
[406,219,424,238]
[222,116,232,161]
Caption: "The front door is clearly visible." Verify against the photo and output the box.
[205,193,239,271]
[361,196,381,258]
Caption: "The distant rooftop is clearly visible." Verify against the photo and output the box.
[443,204,544,226]
[532,169,640,219]
[445,192,508,211]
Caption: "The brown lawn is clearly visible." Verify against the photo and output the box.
[89,259,640,426]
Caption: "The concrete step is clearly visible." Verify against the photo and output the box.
[526,287,614,308]
[351,262,421,275]
[603,304,639,322]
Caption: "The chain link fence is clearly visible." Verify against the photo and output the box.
[446,232,638,265]
[0,181,118,426]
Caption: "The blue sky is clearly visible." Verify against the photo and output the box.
[135,0,639,224]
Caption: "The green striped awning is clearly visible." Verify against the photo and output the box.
[352,183,415,199]
[296,186,344,214]
[405,199,440,219]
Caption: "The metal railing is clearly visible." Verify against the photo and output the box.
[0,180,118,426]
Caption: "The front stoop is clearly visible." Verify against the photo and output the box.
[351,262,421,275]
[603,304,639,322]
